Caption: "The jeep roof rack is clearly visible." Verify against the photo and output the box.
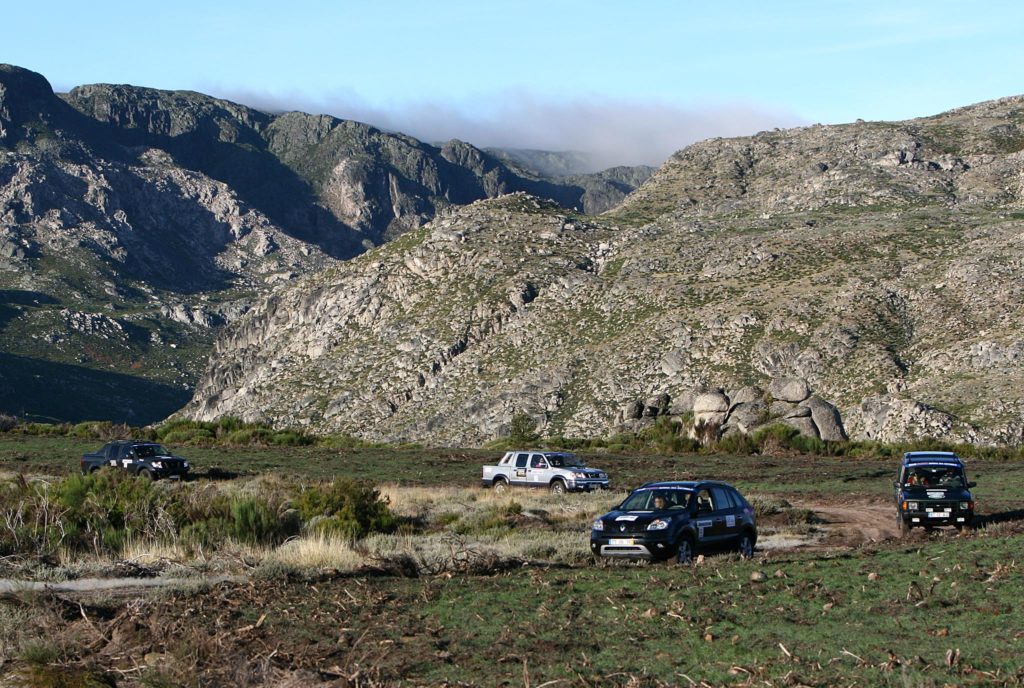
[903,451,962,465]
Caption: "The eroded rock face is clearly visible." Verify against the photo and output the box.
[0,64,651,423]
[9,65,1024,444]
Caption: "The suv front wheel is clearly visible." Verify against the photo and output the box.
[675,535,695,565]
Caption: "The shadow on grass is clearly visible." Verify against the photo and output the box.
[976,508,1024,527]
[0,353,190,425]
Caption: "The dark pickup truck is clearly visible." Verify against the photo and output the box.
[81,440,191,480]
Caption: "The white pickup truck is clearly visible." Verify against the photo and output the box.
[481,451,610,494]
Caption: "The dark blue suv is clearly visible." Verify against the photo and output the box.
[894,452,976,535]
[590,481,757,564]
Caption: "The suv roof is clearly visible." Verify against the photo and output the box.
[902,451,963,466]
[638,480,733,490]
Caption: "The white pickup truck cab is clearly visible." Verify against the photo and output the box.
[481,451,610,494]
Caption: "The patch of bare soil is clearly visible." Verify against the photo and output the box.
[805,500,902,545]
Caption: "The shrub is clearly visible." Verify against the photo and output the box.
[229,498,283,545]
[716,431,758,455]
[508,412,540,445]
[0,414,17,432]
[295,479,397,539]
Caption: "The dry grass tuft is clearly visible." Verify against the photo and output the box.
[268,534,364,571]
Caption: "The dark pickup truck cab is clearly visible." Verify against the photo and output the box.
[81,440,191,480]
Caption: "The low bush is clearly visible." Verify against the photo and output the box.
[294,479,397,539]
[0,473,390,558]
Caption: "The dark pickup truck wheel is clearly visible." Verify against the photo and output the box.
[138,468,154,481]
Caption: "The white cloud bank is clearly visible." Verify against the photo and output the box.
[211,87,807,171]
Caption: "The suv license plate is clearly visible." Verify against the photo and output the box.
[609,538,634,546]
[927,512,949,518]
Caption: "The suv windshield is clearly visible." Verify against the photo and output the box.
[546,454,585,468]
[905,466,965,489]
[620,488,692,511]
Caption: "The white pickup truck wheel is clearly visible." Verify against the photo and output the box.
[549,479,566,495]
[493,478,508,494]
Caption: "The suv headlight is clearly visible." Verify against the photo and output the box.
[592,519,605,531]
[647,519,670,531]
[906,501,919,511]
[573,472,588,479]
[151,461,163,469]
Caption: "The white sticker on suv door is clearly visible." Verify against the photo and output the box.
[696,519,712,538]
[726,515,736,528]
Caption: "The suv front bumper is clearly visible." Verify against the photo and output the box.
[590,531,675,560]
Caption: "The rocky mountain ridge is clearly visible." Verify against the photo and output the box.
[0,64,649,422]
[183,96,1024,446]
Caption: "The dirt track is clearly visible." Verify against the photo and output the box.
[805,500,902,544]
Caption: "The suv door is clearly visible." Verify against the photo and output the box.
[691,487,721,545]
[711,485,742,542]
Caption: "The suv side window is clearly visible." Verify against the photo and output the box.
[727,487,748,509]
[710,486,733,511]
[694,489,714,513]
[515,454,529,469]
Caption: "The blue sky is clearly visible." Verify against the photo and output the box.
[6,0,1024,167]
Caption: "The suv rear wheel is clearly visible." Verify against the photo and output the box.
[738,531,755,559]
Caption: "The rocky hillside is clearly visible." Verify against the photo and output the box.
[0,65,649,423]
[183,96,1024,446]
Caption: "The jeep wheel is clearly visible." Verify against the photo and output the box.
[737,531,755,559]
[898,514,911,537]
[675,536,695,565]
[549,480,566,495]
[138,468,154,481]
[493,479,508,494]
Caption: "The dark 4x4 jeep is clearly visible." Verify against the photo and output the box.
[590,481,757,564]
[895,451,976,535]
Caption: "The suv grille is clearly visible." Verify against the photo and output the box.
[611,521,650,534]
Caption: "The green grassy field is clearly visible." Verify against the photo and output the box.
[2,434,1024,686]
[4,434,1023,510]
